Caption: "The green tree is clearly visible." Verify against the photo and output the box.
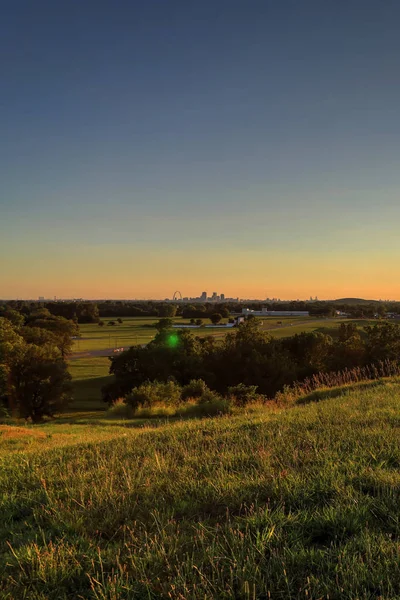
[364,322,400,363]
[21,327,58,348]
[11,344,72,422]
[155,318,174,332]
[159,304,177,317]
[27,315,78,357]
[1,309,24,328]
[0,318,26,407]
[210,313,223,325]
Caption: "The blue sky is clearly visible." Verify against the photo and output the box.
[1,0,400,299]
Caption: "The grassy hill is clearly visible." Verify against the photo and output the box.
[332,298,376,304]
[1,381,400,598]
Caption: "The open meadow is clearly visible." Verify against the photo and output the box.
[1,380,400,598]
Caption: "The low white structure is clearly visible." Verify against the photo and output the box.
[242,308,309,317]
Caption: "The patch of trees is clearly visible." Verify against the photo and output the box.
[103,320,400,404]
[0,301,99,324]
[0,310,77,421]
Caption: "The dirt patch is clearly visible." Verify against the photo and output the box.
[0,426,47,440]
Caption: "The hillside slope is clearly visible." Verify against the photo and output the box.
[1,381,400,599]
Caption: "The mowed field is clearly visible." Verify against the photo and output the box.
[68,316,379,411]
[1,380,400,598]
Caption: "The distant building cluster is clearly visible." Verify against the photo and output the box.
[178,291,239,303]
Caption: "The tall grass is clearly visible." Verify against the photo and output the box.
[1,382,400,598]
[276,359,400,404]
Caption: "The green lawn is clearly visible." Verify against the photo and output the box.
[1,381,400,598]
[72,316,232,353]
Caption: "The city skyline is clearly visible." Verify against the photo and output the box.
[2,290,397,303]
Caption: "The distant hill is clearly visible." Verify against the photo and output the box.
[332,298,377,305]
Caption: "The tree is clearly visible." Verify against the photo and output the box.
[0,309,24,328]
[281,332,333,376]
[210,313,223,325]
[0,318,25,408]
[364,322,400,363]
[21,327,58,348]
[158,304,177,318]
[27,315,78,358]
[11,344,72,422]
[155,318,174,332]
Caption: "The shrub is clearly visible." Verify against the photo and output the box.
[228,383,259,407]
[210,313,222,324]
[106,398,134,419]
[195,319,203,326]
[126,380,182,411]
[197,389,223,405]
[182,396,232,417]
[181,379,209,401]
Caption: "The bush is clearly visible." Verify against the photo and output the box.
[210,313,222,324]
[181,396,231,417]
[197,389,223,405]
[106,398,134,419]
[228,383,259,407]
[181,379,209,401]
[126,380,182,411]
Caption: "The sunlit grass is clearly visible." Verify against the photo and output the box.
[1,381,400,598]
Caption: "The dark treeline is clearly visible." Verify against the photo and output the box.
[2,299,400,323]
[103,319,400,404]
[1,301,100,323]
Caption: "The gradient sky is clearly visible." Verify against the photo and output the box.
[1,0,400,300]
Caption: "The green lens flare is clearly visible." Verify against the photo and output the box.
[167,333,179,348]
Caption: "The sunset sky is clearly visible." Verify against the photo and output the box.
[1,1,400,300]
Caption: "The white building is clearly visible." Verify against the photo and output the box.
[242,308,309,317]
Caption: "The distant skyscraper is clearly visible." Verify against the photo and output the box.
[201,291,207,301]
[221,293,225,301]
[212,292,217,300]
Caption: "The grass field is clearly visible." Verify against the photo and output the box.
[1,380,400,598]
[72,316,378,353]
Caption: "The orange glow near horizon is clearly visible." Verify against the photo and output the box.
[2,246,399,301]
